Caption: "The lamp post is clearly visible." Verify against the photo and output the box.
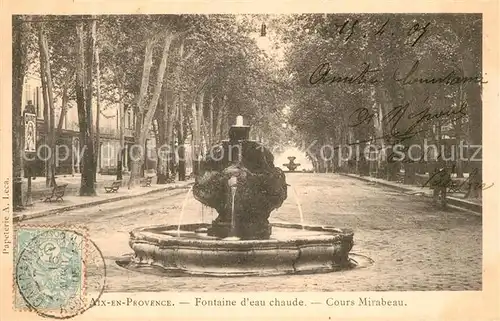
[23,101,37,206]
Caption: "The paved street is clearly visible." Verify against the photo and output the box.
[18,173,482,292]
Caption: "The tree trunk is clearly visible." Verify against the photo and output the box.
[215,95,226,141]
[197,91,205,149]
[192,91,207,176]
[94,35,102,180]
[75,23,87,192]
[189,87,206,176]
[174,40,192,181]
[381,97,399,181]
[454,118,464,178]
[178,92,186,181]
[154,116,168,184]
[25,177,33,206]
[51,71,71,187]
[129,32,174,188]
[454,82,465,178]
[55,71,71,136]
[39,25,57,186]
[117,90,125,181]
[76,21,97,196]
[157,86,175,184]
[465,83,482,198]
[167,93,179,179]
[200,112,210,155]
[127,37,154,188]
[38,27,51,187]
[209,93,214,146]
[221,96,229,139]
[190,100,199,175]
[40,72,50,187]
[13,16,26,210]
[83,20,97,195]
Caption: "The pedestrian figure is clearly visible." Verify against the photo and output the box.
[429,162,451,209]
[24,100,36,115]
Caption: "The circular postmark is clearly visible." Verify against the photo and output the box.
[15,228,106,319]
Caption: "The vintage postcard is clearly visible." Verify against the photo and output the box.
[1,0,499,320]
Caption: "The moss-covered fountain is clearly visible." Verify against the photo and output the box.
[128,116,355,276]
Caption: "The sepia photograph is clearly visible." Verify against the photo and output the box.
[2,5,497,320]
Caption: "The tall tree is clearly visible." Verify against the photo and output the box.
[38,24,58,187]
[128,28,176,188]
[75,19,97,196]
[94,23,102,180]
[13,15,27,210]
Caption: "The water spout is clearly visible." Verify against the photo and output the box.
[230,186,237,235]
[177,185,194,236]
[290,185,305,230]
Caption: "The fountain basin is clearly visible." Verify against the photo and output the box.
[129,222,354,276]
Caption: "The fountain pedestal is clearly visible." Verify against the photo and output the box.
[207,221,272,239]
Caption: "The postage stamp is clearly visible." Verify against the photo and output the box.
[13,225,106,319]
[14,226,85,311]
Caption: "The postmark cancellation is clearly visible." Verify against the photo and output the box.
[13,225,106,319]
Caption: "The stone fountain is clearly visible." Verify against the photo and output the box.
[128,116,355,276]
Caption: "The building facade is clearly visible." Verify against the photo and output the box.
[21,73,150,176]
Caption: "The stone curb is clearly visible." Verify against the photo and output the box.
[339,173,482,215]
[13,182,194,223]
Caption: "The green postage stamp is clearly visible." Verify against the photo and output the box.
[13,226,106,319]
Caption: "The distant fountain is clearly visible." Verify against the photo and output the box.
[128,116,355,276]
[283,156,301,172]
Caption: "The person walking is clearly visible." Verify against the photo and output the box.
[430,161,452,209]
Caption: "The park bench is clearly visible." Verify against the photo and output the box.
[447,180,462,193]
[42,184,68,202]
[395,172,405,184]
[140,176,153,187]
[104,180,122,193]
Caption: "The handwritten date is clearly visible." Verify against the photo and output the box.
[332,18,431,47]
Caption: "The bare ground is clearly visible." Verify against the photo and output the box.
[20,173,482,292]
